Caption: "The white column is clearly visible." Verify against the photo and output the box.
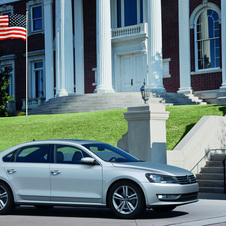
[220,0,226,91]
[147,0,165,95]
[55,0,74,97]
[44,0,54,100]
[74,0,85,94]
[95,0,114,93]
[178,0,193,94]
[217,0,226,105]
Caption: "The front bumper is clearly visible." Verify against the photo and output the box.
[142,182,199,208]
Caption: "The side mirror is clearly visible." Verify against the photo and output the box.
[81,157,97,165]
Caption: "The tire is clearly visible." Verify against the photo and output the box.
[152,206,176,213]
[0,181,14,215]
[108,180,145,219]
[34,205,54,209]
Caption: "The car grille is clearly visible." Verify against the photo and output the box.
[178,192,198,202]
[175,175,197,184]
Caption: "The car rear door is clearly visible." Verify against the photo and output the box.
[50,145,103,204]
[4,144,51,201]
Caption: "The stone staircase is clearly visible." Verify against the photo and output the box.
[163,93,207,105]
[196,154,226,193]
[28,92,206,115]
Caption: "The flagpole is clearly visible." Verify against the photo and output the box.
[25,9,28,116]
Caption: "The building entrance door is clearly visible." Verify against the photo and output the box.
[119,53,144,92]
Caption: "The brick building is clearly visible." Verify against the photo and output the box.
[0,0,225,112]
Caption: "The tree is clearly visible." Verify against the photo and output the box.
[0,67,12,117]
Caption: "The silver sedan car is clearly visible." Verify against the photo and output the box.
[0,139,198,218]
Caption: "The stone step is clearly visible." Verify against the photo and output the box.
[210,154,226,161]
[197,179,224,187]
[205,161,225,167]
[196,173,224,180]
[198,187,224,193]
[28,92,206,115]
[200,167,224,174]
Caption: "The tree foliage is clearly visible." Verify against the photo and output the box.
[0,68,12,117]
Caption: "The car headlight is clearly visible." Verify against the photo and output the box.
[145,173,178,184]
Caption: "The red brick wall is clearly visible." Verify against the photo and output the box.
[189,0,221,91]
[83,0,97,93]
[162,0,222,92]
[162,0,180,93]
[0,1,45,109]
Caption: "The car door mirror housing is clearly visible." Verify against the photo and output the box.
[81,157,97,165]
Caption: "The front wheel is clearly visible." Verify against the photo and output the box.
[108,181,145,219]
[0,182,14,215]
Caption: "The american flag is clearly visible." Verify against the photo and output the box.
[0,14,26,41]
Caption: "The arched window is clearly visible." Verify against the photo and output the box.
[195,9,220,70]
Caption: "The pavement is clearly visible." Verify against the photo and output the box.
[0,192,226,226]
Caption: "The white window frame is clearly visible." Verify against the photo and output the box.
[32,60,45,98]
[0,57,15,99]
[115,0,145,28]
[27,0,44,34]
[27,51,45,99]
[0,5,13,15]
[194,8,220,72]
[190,3,221,73]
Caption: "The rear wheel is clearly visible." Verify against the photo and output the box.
[0,182,14,215]
[108,181,145,219]
[152,206,176,213]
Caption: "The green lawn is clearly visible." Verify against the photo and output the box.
[0,104,226,151]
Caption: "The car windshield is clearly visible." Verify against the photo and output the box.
[82,143,140,162]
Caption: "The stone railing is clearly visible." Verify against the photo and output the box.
[112,23,147,38]
[22,97,45,110]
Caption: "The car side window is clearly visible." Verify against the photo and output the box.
[55,145,90,164]
[3,144,51,163]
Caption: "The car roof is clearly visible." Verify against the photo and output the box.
[0,139,104,155]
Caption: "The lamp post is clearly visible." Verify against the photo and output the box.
[140,80,150,104]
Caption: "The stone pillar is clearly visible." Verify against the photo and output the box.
[95,0,114,93]
[44,0,54,100]
[178,0,193,94]
[74,0,85,95]
[217,0,226,105]
[55,0,74,97]
[118,104,169,164]
[147,0,165,95]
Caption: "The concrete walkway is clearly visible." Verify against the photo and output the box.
[0,193,226,226]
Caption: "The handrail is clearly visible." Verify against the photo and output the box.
[223,157,226,194]
[190,149,226,172]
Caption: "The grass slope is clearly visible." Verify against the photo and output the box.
[0,105,225,151]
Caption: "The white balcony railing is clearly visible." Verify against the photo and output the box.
[111,23,147,38]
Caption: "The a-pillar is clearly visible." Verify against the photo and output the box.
[118,104,169,164]
[95,0,114,93]
[74,0,85,95]
[44,0,54,101]
[55,0,74,97]
[147,0,165,95]
[178,0,193,94]
[217,0,226,105]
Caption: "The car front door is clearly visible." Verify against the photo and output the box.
[4,144,51,201]
[50,145,103,204]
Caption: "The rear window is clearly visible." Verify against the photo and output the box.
[3,144,51,163]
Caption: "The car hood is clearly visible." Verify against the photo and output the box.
[112,161,193,176]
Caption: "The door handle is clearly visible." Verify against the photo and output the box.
[131,79,133,86]
[51,170,61,175]
[7,169,16,174]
